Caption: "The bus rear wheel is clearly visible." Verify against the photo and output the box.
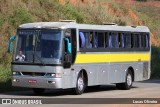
[74,73,86,95]
[33,88,45,95]
[116,70,133,90]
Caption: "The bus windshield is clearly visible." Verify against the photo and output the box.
[14,30,62,64]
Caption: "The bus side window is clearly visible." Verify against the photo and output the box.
[97,32,105,48]
[118,33,125,48]
[141,34,145,48]
[84,32,91,48]
[105,32,109,48]
[79,31,92,49]
[141,33,149,48]
[125,33,131,48]
[79,32,85,48]
[133,34,140,48]
[93,32,98,48]
[109,32,112,48]
[121,33,125,48]
[89,32,93,48]
[131,34,134,48]
[145,34,149,48]
[111,32,119,48]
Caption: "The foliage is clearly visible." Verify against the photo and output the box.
[0,14,5,26]
[10,8,33,27]
[151,46,160,79]
[0,66,11,82]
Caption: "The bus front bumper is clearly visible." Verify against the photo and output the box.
[12,76,63,89]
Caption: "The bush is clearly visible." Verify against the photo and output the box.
[115,19,126,26]
[151,46,160,78]
[0,14,4,26]
[10,8,33,27]
[0,66,11,82]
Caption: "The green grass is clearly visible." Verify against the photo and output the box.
[0,65,29,93]
[132,4,160,39]
[0,66,12,93]
[0,66,11,82]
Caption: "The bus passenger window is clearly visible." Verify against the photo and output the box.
[84,32,91,48]
[139,34,142,48]
[97,32,105,48]
[79,31,92,49]
[105,33,109,48]
[131,34,134,48]
[141,34,149,48]
[89,32,93,48]
[133,34,140,48]
[121,33,125,48]
[145,34,149,48]
[118,33,125,48]
[93,32,98,48]
[110,32,119,48]
[125,33,131,48]
[79,32,85,48]
[141,34,145,48]
[109,33,112,48]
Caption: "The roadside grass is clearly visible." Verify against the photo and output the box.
[0,65,29,93]
[135,6,160,39]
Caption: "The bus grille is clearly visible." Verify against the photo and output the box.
[143,62,148,79]
[21,72,45,76]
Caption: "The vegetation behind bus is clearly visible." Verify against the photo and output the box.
[0,0,160,93]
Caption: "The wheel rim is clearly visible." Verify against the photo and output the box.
[77,77,84,91]
[127,74,132,86]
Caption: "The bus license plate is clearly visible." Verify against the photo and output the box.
[28,80,37,83]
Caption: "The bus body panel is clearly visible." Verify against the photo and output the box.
[12,65,74,89]
[12,60,150,89]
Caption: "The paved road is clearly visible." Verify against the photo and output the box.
[1,79,160,98]
[0,79,160,106]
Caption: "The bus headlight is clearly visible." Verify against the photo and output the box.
[12,71,21,76]
[55,73,62,78]
[12,79,20,82]
[45,73,62,78]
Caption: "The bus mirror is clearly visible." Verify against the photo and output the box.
[8,36,16,53]
[63,61,71,68]
[64,37,71,54]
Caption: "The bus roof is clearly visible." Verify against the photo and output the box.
[19,21,150,33]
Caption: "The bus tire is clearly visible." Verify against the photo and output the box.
[116,70,133,90]
[74,73,86,95]
[33,88,45,95]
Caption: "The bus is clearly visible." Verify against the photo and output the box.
[10,20,151,95]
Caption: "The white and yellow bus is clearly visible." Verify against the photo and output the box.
[11,20,151,95]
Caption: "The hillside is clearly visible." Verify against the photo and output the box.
[0,0,160,78]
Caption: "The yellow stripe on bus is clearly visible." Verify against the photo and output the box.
[75,53,150,64]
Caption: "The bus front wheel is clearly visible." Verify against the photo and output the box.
[116,70,133,90]
[74,73,86,95]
